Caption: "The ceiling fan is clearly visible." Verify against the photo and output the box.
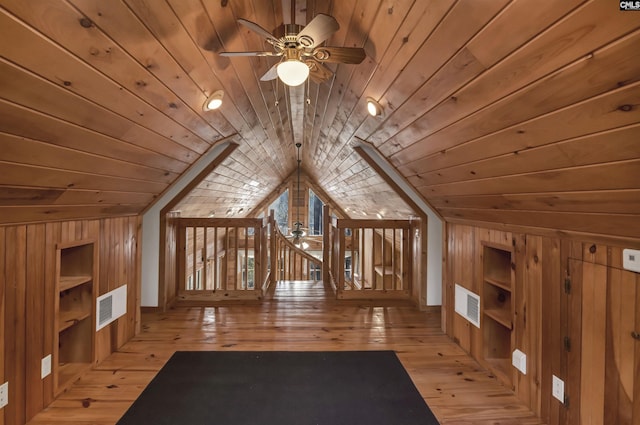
[219,14,366,86]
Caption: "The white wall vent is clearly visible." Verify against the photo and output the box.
[454,284,480,328]
[96,285,127,331]
[98,295,112,326]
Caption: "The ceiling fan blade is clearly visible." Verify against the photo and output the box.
[310,47,366,64]
[307,60,333,83]
[237,18,279,43]
[260,63,279,81]
[297,14,339,48]
[220,51,281,57]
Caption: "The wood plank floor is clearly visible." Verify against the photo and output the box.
[28,281,546,425]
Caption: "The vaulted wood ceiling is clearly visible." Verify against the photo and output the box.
[1,1,639,239]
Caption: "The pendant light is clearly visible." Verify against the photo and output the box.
[292,142,308,249]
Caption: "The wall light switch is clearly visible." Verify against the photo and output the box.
[552,375,564,403]
[512,349,527,374]
[0,381,8,409]
[623,249,640,273]
[41,354,52,379]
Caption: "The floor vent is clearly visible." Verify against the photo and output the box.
[454,284,480,328]
[96,285,127,331]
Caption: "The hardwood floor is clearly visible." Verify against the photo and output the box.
[28,281,545,425]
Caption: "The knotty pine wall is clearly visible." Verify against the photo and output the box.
[444,223,640,425]
[0,216,140,424]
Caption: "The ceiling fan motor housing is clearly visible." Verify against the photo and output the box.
[282,48,302,61]
[277,24,306,48]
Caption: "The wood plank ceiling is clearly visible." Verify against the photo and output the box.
[0,0,639,238]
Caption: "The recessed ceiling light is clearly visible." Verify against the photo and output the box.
[366,97,383,116]
[249,180,259,187]
[203,90,224,111]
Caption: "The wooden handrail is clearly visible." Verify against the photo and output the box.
[270,218,322,281]
[272,224,323,266]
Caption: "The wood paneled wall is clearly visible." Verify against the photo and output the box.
[444,222,640,425]
[0,216,140,424]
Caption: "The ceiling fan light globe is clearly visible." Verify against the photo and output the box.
[277,60,309,86]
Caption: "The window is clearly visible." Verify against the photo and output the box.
[239,251,255,289]
[269,189,289,234]
[308,189,324,235]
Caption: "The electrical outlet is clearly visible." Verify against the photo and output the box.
[0,381,8,409]
[512,349,527,375]
[41,354,52,379]
[552,375,564,403]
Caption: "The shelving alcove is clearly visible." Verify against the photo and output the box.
[481,241,515,388]
[54,239,97,394]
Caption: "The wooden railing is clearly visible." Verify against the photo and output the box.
[175,217,269,304]
[272,222,323,282]
[173,212,414,303]
[327,217,414,299]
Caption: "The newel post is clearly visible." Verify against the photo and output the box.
[269,209,277,285]
[322,204,331,284]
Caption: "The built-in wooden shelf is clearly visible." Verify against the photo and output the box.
[59,275,93,292]
[483,276,511,292]
[55,240,96,395]
[482,243,514,388]
[484,308,512,330]
[58,310,91,332]
[483,280,512,330]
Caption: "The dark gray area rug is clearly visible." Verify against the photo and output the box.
[117,350,440,425]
